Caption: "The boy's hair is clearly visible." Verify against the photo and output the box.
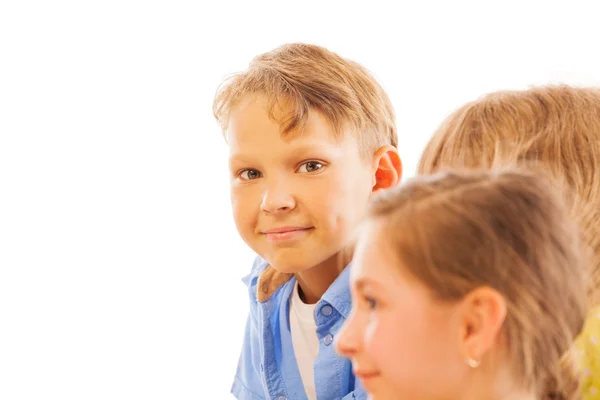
[369,169,587,400]
[212,43,397,155]
[418,85,600,302]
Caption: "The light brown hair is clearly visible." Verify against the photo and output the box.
[369,169,587,400]
[212,43,397,155]
[418,85,600,301]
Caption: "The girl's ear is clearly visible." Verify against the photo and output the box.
[456,286,507,366]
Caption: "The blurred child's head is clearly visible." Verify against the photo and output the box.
[418,85,600,300]
[213,43,401,274]
[336,169,587,400]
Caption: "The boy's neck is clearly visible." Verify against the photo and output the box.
[294,253,349,304]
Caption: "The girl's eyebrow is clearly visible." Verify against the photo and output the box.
[353,277,385,294]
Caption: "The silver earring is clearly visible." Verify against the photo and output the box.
[466,357,480,368]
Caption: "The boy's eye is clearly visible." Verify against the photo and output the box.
[297,161,324,173]
[239,169,262,180]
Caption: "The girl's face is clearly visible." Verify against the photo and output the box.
[336,221,470,400]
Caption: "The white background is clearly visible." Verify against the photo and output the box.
[1,1,599,399]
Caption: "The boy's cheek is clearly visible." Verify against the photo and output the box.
[232,206,254,228]
[230,198,258,237]
[230,186,259,211]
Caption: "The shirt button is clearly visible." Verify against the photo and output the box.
[324,333,334,346]
[321,305,333,316]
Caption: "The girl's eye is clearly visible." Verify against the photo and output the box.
[239,169,262,180]
[297,161,324,173]
[365,297,378,310]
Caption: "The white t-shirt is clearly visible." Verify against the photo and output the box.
[289,281,319,400]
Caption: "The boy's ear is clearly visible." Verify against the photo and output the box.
[457,287,507,367]
[372,145,402,191]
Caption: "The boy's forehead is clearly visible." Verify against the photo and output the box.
[226,95,351,150]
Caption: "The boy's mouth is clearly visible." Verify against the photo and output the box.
[261,226,314,241]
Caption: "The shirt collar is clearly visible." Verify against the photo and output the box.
[320,263,352,319]
[256,266,293,303]
[256,261,353,319]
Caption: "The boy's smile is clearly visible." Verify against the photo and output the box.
[260,226,315,243]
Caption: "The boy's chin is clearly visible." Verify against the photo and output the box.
[263,253,325,274]
[267,260,314,274]
[258,245,349,275]
[267,257,345,274]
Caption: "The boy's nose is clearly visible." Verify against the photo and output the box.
[260,185,296,214]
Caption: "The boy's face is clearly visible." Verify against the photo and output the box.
[226,95,376,273]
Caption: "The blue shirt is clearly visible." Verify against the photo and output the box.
[231,256,367,400]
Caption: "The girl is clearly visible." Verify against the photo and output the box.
[417,85,600,399]
[336,169,587,400]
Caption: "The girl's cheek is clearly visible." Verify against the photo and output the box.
[363,318,378,350]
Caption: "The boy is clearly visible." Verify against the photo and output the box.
[213,43,402,400]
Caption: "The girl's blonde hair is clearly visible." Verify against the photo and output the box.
[418,85,600,302]
[369,169,587,400]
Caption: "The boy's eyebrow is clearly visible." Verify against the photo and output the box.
[228,153,254,165]
[289,142,336,154]
[283,141,344,159]
[229,141,339,164]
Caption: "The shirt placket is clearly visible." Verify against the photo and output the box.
[314,300,347,399]
[259,296,290,400]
